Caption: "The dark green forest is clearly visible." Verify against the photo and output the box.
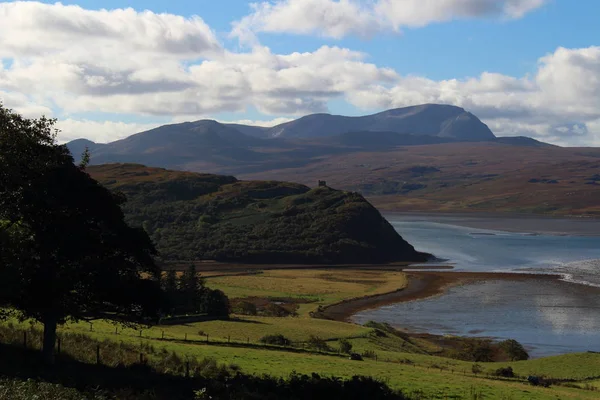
[89,163,430,264]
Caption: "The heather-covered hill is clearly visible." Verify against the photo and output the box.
[89,164,429,264]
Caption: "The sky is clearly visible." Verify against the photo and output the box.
[1,0,599,146]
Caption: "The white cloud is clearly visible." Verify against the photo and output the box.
[344,46,600,146]
[0,90,53,118]
[55,119,158,143]
[2,1,599,147]
[0,1,221,63]
[232,0,548,41]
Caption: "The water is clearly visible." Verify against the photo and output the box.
[353,214,600,357]
[388,216,600,277]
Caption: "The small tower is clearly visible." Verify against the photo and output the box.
[318,180,327,187]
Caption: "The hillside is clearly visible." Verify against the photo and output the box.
[245,104,495,140]
[67,104,500,174]
[88,164,429,264]
[239,142,600,216]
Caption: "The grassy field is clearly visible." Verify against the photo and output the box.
[3,268,600,399]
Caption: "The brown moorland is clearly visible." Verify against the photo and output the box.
[238,142,600,216]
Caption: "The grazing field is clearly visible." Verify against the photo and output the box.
[206,269,409,315]
[4,268,600,399]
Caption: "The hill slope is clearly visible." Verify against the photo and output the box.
[88,164,429,264]
[245,104,496,141]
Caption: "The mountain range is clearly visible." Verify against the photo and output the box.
[68,104,551,174]
[68,104,600,216]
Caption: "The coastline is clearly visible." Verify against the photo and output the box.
[320,271,561,323]
[382,211,600,236]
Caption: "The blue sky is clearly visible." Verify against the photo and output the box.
[1,0,600,145]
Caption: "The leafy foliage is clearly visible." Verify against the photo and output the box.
[499,339,529,361]
[89,163,429,264]
[160,266,230,317]
[0,105,163,363]
[259,334,292,346]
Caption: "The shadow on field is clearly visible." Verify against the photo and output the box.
[0,343,197,399]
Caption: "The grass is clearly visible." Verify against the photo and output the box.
[4,268,600,399]
[206,269,408,314]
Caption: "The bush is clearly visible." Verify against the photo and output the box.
[362,350,377,360]
[200,289,230,317]
[494,366,515,378]
[461,339,493,362]
[262,303,291,317]
[499,339,529,361]
[233,301,257,316]
[471,364,483,374]
[338,339,353,354]
[259,334,291,346]
[307,335,331,352]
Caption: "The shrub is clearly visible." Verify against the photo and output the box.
[471,364,483,374]
[262,303,291,317]
[259,334,291,346]
[499,339,529,361]
[307,335,331,352]
[362,350,377,360]
[494,367,515,378]
[338,339,353,354]
[233,301,257,316]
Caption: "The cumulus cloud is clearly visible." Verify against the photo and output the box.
[2,1,599,146]
[0,1,221,62]
[55,119,159,143]
[232,0,548,41]
[344,46,600,146]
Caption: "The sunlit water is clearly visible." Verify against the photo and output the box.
[352,214,600,357]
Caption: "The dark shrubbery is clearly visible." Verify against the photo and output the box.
[499,339,529,361]
[307,336,332,352]
[161,265,230,318]
[259,334,291,346]
[494,366,515,378]
[338,339,353,354]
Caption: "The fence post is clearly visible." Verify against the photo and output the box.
[206,334,209,343]
[115,326,118,335]
[96,345,101,365]
[139,330,142,338]
[23,331,27,348]
[90,323,93,332]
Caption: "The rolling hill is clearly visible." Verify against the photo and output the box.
[237,104,495,140]
[88,163,430,264]
[67,104,600,216]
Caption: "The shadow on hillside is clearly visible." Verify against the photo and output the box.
[0,343,198,399]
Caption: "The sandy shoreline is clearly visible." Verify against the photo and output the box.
[320,271,561,322]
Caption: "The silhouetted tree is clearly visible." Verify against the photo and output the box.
[162,269,179,314]
[180,264,204,314]
[200,289,230,317]
[0,104,163,364]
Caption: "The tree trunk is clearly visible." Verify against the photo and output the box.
[42,315,57,365]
